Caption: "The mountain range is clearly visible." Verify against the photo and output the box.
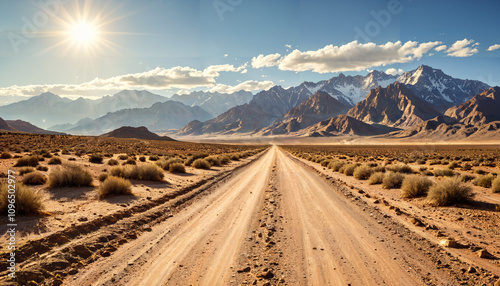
[0,117,64,135]
[1,64,498,141]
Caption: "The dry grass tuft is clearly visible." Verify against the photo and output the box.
[14,155,39,167]
[427,177,474,206]
[382,172,405,189]
[193,159,211,170]
[98,176,132,198]
[401,175,433,199]
[353,165,373,180]
[48,164,93,188]
[0,183,44,215]
[368,172,385,185]
[22,172,47,185]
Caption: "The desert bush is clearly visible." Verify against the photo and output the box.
[433,169,455,177]
[193,159,211,170]
[492,177,500,193]
[460,174,476,183]
[48,157,62,165]
[36,165,49,172]
[0,152,12,159]
[382,172,405,189]
[107,159,119,166]
[19,167,35,175]
[219,155,231,165]
[156,158,182,170]
[328,161,344,172]
[185,153,209,166]
[387,164,413,174]
[123,158,136,165]
[0,183,44,215]
[229,154,240,161]
[429,159,441,165]
[139,156,146,162]
[353,165,373,180]
[401,175,433,199]
[98,173,108,182]
[48,164,93,188]
[98,176,132,198]
[14,155,39,167]
[368,172,385,185]
[342,163,358,176]
[22,172,47,185]
[169,163,186,173]
[148,155,159,161]
[118,155,128,160]
[416,158,426,165]
[447,161,459,169]
[475,169,486,175]
[320,159,332,167]
[110,164,164,181]
[427,178,474,206]
[89,154,103,164]
[205,156,221,167]
[473,175,494,188]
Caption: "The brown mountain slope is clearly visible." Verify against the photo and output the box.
[444,86,500,125]
[100,126,175,141]
[0,118,17,132]
[262,91,349,135]
[347,82,441,129]
[6,120,65,135]
[301,114,386,137]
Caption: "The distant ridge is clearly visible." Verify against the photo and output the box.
[100,126,175,141]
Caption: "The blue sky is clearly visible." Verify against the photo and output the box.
[0,0,499,101]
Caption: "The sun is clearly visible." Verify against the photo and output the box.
[70,22,100,46]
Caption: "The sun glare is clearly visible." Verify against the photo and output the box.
[71,22,100,46]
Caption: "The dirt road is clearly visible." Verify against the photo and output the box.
[67,146,468,285]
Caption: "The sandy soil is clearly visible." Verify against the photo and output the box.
[8,146,485,285]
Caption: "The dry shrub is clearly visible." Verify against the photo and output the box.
[219,155,231,165]
[0,183,44,215]
[368,172,385,185]
[353,165,373,180]
[229,154,240,161]
[328,161,344,172]
[89,154,104,164]
[492,177,500,193]
[98,176,132,198]
[48,164,93,188]
[98,173,108,182]
[19,167,35,175]
[473,175,494,188]
[205,156,221,167]
[22,172,47,185]
[107,159,119,166]
[185,153,209,166]
[433,169,455,177]
[169,163,186,173]
[193,159,211,170]
[387,164,414,174]
[48,157,62,165]
[401,175,433,198]
[110,164,164,181]
[148,155,160,161]
[382,172,405,189]
[123,158,136,165]
[0,152,12,159]
[156,158,182,170]
[14,155,39,167]
[427,177,474,206]
[36,165,49,172]
[342,163,358,176]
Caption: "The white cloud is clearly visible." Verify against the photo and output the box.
[224,53,229,57]
[210,80,274,94]
[251,53,282,68]
[278,40,441,73]
[385,68,404,76]
[487,44,500,51]
[0,64,249,98]
[435,45,447,52]
[446,38,479,57]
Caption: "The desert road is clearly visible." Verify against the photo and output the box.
[68,146,459,286]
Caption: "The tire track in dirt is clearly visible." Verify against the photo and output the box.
[68,146,276,285]
[274,148,455,286]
